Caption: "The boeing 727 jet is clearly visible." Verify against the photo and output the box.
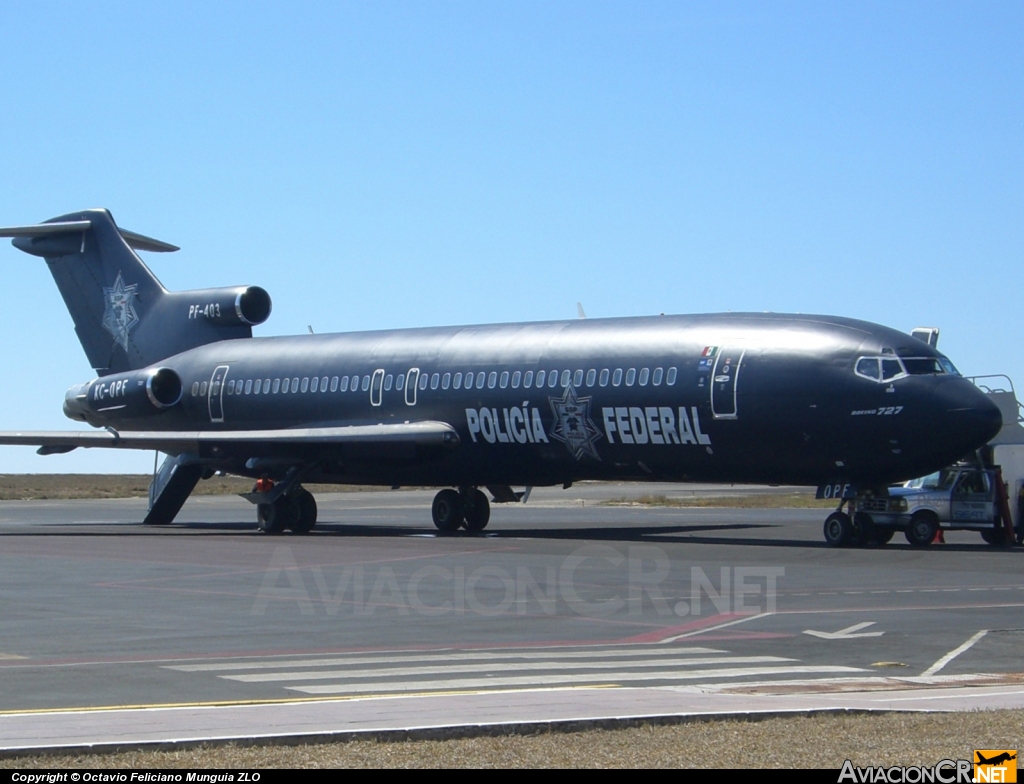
[0,210,1003,544]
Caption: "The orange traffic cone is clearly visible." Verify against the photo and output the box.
[932,528,945,544]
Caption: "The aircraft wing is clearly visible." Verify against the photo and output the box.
[0,421,459,457]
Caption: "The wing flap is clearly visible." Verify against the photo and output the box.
[0,422,459,456]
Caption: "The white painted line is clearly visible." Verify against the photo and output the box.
[222,655,796,683]
[921,630,988,677]
[286,665,865,695]
[662,613,770,641]
[166,646,725,673]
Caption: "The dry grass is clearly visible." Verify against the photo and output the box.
[2,710,1022,768]
[0,475,401,501]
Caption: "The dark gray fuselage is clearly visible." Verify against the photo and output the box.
[103,312,1002,489]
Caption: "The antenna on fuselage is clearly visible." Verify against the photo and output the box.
[576,302,586,319]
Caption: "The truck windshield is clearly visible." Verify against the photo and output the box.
[904,469,957,490]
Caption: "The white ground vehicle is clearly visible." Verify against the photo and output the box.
[852,465,1012,546]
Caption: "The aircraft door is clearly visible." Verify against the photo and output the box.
[405,368,419,406]
[710,347,744,419]
[208,365,229,423]
[370,369,384,406]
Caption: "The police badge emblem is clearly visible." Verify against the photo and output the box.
[548,385,602,460]
[101,271,139,351]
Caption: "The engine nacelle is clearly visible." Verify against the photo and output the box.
[181,286,272,327]
[64,367,183,425]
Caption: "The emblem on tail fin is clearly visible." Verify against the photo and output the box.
[101,272,139,351]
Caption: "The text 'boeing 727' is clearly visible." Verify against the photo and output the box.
[0,210,1003,542]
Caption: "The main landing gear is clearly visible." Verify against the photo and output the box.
[257,486,318,535]
[431,487,490,533]
[823,504,891,548]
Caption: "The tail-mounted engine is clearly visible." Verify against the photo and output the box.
[180,286,272,327]
[64,367,183,425]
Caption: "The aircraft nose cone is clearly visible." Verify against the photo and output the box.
[944,383,1003,451]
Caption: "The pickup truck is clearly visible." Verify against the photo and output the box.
[854,466,1012,546]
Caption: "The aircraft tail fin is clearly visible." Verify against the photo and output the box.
[0,209,260,375]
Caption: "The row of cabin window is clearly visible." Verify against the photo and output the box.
[189,366,679,398]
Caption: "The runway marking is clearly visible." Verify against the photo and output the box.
[0,685,622,716]
[921,630,989,677]
[287,666,864,695]
[661,612,770,641]
[221,655,797,683]
[0,653,26,660]
[166,646,726,672]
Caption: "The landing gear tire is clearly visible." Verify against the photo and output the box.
[871,527,895,545]
[258,495,298,534]
[462,488,491,532]
[981,527,1009,546]
[905,512,938,547]
[432,489,464,532]
[291,489,318,534]
[823,512,853,547]
[851,512,874,547]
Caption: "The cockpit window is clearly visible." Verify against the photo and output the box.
[855,358,880,381]
[902,357,945,375]
[856,354,953,383]
[881,359,904,381]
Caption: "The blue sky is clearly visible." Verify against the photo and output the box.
[0,1,1021,473]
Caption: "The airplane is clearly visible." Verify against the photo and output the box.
[976,752,1016,766]
[0,209,1003,545]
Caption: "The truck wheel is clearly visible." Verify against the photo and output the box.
[905,512,937,547]
[823,512,853,547]
[981,528,1009,546]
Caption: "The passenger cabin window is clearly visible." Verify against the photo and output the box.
[487,372,497,389]
[191,382,200,396]
[535,370,545,387]
[599,369,609,387]
[395,374,404,391]
[499,371,509,388]
[245,379,253,394]
[625,368,636,386]
[511,370,521,388]
[586,369,596,387]
[310,377,319,393]
[523,370,534,387]
[330,376,339,392]
[453,372,463,390]
[419,373,429,391]
[301,377,309,393]
[340,376,349,392]
[612,368,623,387]
[548,371,558,388]
[431,373,440,390]
[384,374,393,391]
[638,368,649,386]
[561,370,571,387]
[476,372,485,389]
[573,369,583,387]
[652,367,663,386]
[666,367,677,385]
[272,379,281,394]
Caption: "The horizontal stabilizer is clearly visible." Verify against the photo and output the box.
[0,219,179,252]
[0,421,460,456]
